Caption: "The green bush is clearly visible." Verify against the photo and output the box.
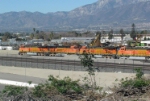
[48,75,82,94]
[28,75,82,99]
[135,68,144,79]
[121,78,149,88]
[120,68,150,88]
[32,83,46,98]
[1,85,26,97]
[32,81,59,99]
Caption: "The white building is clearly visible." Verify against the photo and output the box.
[141,41,150,46]
[51,39,62,43]
[101,34,132,43]
[61,37,94,44]
[50,37,94,43]
[137,34,150,40]
[50,34,133,45]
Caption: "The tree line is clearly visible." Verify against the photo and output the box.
[0,24,149,42]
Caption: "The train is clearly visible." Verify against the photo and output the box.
[18,45,150,60]
[18,33,150,59]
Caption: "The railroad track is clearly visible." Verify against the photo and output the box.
[0,56,150,70]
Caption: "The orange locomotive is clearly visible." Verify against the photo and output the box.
[18,44,117,57]
[19,46,53,56]
[19,45,150,60]
[19,45,80,56]
[79,46,118,58]
[117,46,150,59]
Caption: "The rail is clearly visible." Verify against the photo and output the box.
[0,56,150,73]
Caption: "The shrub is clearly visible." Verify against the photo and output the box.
[48,75,82,94]
[121,78,149,88]
[1,85,26,97]
[120,68,150,88]
[32,83,46,98]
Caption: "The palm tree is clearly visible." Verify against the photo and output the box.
[108,32,113,40]
[120,29,125,41]
[74,31,79,37]
[101,30,106,39]
[49,32,54,41]
[130,23,136,40]
[59,35,62,39]
[33,28,36,33]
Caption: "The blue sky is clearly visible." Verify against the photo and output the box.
[0,0,98,14]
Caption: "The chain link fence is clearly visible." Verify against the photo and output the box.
[0,55,150,74]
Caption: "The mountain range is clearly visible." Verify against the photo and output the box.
[0,0,150,32]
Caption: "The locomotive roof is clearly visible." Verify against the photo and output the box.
[38,46,70,48]
[126,47,150,50]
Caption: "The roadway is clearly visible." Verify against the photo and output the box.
[0,72,46,91]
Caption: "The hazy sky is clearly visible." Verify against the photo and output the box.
[0,0,98,14]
